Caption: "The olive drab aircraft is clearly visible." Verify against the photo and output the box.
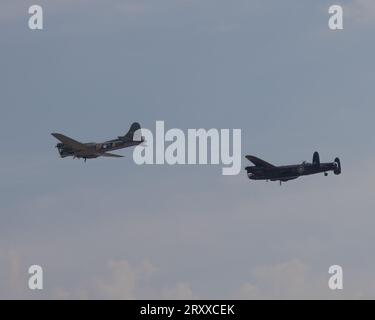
[245,151,341,185]
[51,122,144,162]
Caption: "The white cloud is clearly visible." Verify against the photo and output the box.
[234,259,318,299]
[49,259,195,300]
[234,258,375,299]
[161,282,196,300]
[93,260,154,299]
[2,158,375,299]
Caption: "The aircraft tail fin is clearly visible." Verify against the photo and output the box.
[119,122,142,141]
[313,151,320,166]
[334,157,341,175]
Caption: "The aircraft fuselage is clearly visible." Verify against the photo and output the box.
[56,138,141,159]
[245,152,341,183]
[246,162,337,182]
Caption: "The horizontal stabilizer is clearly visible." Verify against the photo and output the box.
[245,155,275,168]
[102,152,124,158]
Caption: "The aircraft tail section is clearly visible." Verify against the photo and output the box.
[313,151,320,166]
[119,122,142,141]
[125,122,141,138]
[334,157,341,175]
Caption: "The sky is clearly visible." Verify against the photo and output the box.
[1,0,375,299]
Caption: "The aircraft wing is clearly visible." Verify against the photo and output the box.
[102,152,123,158]
[245,155,275,168]
[51,133,88,151]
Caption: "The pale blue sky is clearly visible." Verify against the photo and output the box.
[1,0,375,298]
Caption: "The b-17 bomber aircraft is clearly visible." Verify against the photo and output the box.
[245,152,341,185]
[51,122,144,162]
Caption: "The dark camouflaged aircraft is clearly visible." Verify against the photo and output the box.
[245,152,341,185]
[51,122,144,162]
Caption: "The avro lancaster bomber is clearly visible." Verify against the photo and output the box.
[245,152,341,185]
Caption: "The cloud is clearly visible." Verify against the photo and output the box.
[93,260,155,299]
[1,158,375,299]
[234,259,319,299]
[51,258,197,299]
[234,258,375,300]
[2,0,375,301]
[0,250,25,299]
[346,0,375,24]
[161,282,196,300]
[49,259,195,300]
